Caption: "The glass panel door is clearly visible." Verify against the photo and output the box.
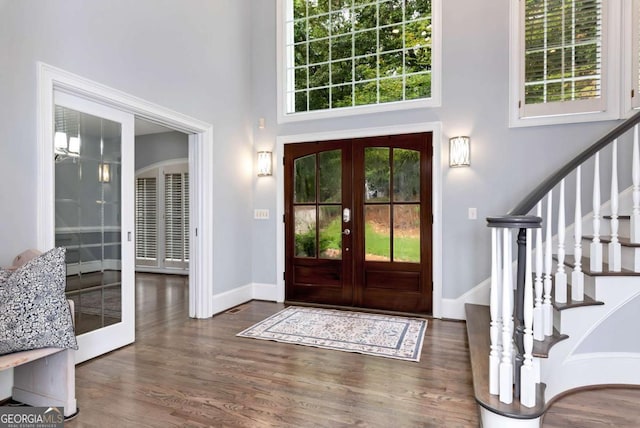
[285,133,432,314]
[54,92,135,363]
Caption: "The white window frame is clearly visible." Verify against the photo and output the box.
[624,0,640,114]
[509,0,621,127]
[276,0,442,123]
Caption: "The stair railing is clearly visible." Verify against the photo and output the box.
[486,110,640,408]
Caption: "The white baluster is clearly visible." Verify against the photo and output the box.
[499,228,514,405]
[632,125,640,243]
[590,152,603,272]
[489,228,503,396]
[543,191,553,337]
[556,179,567,303]
[521,228,536,408]
[572,166,584,301]
[609,139,622,272]
[534,202,544,341]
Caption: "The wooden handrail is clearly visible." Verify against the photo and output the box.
[509,110,640,216]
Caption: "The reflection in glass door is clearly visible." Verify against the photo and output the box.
[54,92,135,363]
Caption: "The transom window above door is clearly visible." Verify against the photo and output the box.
[279,0,441,121]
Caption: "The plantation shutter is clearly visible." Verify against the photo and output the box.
[184,172,189,262]
[135,177,158,264]
[164,172,189,266]
[633,0,640,109]
[521,0,604,117]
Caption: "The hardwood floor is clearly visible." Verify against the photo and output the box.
[66,274,640,427]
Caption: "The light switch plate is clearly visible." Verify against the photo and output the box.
[254,209,270,220]
[468,208,477,220]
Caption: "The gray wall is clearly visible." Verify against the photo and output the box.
[249,0,618,299]
[0,0,253,296]
[135,131,188,171]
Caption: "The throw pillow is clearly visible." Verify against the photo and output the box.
[0,247,78,355]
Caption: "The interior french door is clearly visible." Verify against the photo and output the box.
[53,91,135,363]
[284,133,432,314]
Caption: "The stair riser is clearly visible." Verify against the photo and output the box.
[581,239,640,272]
[595,221,630,238]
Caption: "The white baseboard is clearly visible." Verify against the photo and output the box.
[212,281,478,320]
[211,282,279,316]
[135,266,188,276]
[252,282,279,301]
[211,284,254,315]
[441,278,491,320]
[66,259,121,276]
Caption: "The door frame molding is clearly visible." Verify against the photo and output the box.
[276,122,443,318]
[36,62,215,319]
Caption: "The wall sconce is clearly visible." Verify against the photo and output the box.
[54,131,81,162]
[449,136,471,167]
[257,151,273,177]
[98,163,111,183]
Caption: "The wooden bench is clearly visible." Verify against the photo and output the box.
[0,300,77,417]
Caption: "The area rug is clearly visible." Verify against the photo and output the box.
[236,306,427,362]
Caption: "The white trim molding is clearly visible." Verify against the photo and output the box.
[275,122,444,318]
[36,62,215,319]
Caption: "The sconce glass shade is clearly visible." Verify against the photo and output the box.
[98,163,111,183]
[54,131,67,153]
[257,151,273,176]
[67,136,81,156]
[449,136,470,167]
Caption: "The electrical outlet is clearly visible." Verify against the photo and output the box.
[468,207,477,220]
[254,209,270,220]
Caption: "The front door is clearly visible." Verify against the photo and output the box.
[284,133,432,314]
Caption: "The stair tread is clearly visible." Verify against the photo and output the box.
[603,215,631,220]
[558,255,639,277]
[465,304,547,419]
[553,293,604,311]
[532,328,569,358]
[583,235,640,248]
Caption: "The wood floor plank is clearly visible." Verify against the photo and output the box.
[65,274,640,427]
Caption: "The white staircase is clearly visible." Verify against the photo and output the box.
[467,114,640,427]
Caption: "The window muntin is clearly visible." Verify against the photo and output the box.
[516,0,609,121]
[285,0,433,115]
[632,0,640,109]
[524,0,602,106]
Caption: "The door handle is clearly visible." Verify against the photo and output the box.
[342,228,351,235]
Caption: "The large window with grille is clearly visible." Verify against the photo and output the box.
[281,0,439,119]
[521,0,604,118]
[135,162,189,272]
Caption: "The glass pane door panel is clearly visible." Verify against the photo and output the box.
[364,147,390,202]
[54,105,122,336]
[319,205,342,259]
[319,150,342,203]
[365,205,391,261]
[294,205,317,257]
[393,149,420,202]
[294,154,316,203]
[393,205,420,262]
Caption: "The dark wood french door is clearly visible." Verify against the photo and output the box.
[284,133,432,314]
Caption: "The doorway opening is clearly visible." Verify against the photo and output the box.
[37,62,215,343]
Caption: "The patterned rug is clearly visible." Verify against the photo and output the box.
[237,306,427,362]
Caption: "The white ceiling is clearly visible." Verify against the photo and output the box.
[135,118,175,136]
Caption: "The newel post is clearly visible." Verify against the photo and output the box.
[486,215,542,405]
